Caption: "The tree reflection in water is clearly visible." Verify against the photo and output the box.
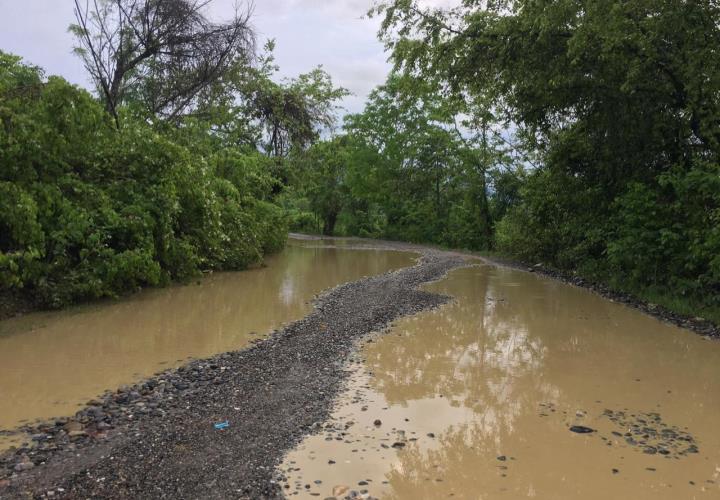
[281,264,720,499]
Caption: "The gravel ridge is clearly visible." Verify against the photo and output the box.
[0,249,467,499]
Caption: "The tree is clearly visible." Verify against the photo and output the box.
[294,137,350,236]
[183,40,350,158]
[373,0,720,309]
[341,72,512,248]
[70,0,255,124]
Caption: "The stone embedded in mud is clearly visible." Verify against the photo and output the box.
[332,485,350,497]
[63,421,83,433]
[569,425,596,434]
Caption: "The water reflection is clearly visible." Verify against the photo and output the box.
[282,264,720,499]
[0,242,417,436]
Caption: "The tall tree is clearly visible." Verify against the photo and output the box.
[70,0,255,124]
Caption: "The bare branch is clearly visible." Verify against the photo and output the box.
[70,0,256,123]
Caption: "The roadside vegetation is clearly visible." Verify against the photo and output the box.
[0,0,346,310]
[284,0,720,323]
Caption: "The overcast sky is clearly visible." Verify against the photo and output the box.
[0,1,454,115]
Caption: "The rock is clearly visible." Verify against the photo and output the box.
[497,455,507,461]
[63,421,82,432]
[391,442,405,448]
[14,461,34,472]
[333,485,350,497]
[569,425,595,434]
[68,430,87,438]
[373,419,382,426]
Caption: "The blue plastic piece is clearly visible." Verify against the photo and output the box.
[214,420,229,430]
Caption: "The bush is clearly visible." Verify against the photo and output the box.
[607,162,720,303]
[0,52,286,308]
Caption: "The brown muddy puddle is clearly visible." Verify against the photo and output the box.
[281,264,720,499]
[0,240,416,446]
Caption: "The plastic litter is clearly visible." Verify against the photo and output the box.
[214,420,230,430]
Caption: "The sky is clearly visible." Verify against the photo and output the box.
[0,0,454,115]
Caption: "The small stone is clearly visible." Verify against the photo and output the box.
[332,485,349,497]
[14,462,34,472]
[373,419,382,426]
[63,421,83,432]
[612,469,619,474]
[569,426,595,434]
[497,456,507,461]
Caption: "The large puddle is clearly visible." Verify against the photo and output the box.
[0,241,416,442]
[282,264,720,499]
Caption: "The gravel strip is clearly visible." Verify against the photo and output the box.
[0,250,466,499]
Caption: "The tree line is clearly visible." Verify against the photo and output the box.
[285,0,719,321]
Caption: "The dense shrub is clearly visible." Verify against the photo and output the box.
[607,163,720,303]
[495,162,720,310]
[0,52,287,308]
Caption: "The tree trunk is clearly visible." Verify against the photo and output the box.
[323,211,338,236]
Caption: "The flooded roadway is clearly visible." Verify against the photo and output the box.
[282,263,720,499]
[0,241,416,444]
[1,239,718,499]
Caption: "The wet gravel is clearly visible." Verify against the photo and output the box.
[0,250,466,499]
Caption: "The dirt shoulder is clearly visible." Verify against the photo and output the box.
[0,246,467,499]
[479,254,719,341]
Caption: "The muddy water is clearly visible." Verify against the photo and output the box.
[0,241,416,442]
[282,263,720,499]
